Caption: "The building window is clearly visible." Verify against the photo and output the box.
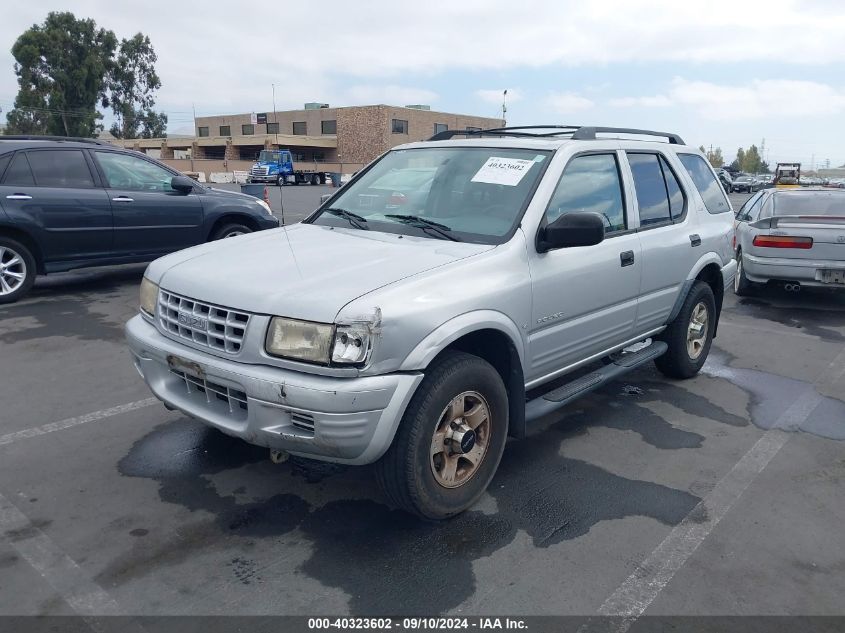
[267,122,279,134]
[321,119,337,135]
[242,124,255,135]
[434,123,448,135]
[292,121,307,135]
[219,125,230,136]
[392,119,409,134]
[197,126,209,137]
[466,126,482,133]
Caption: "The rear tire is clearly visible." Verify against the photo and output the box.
[0,237,37,304]
[733,251,757,296]
[310,174,320,185]
[655,281,715,379]
[374,351,508,520]
[210,223,252,240]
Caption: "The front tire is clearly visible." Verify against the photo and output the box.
[374,351,508,520]
[210,223,252,240]
[655,281,715,379]
[0,237,37,304]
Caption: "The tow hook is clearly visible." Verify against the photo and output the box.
[270,449,290,464]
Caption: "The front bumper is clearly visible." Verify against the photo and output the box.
[125,315,423,465]
[743,253,845,287]
[248,175,277,183]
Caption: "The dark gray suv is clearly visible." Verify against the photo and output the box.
[0,136,279,303]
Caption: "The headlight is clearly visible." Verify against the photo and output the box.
[265,317,334,363]
[139,278,158,316]
[256,199,273,215]
[332,324,371,364]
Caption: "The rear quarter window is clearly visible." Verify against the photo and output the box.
[677,153,731,214]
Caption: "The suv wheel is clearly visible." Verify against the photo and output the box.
[0,237,37,304]
[211,223,253,240]
[655,281,715,379]
[733,250,757,296]
[375,351,508,519]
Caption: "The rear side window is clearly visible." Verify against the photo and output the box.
[3,153,35,185]
[0,154,10,180]
[661,156,686,221]
[678,153,731,214]
[546,154,626,233]
[27,150,95,188]
[628,153,671,226]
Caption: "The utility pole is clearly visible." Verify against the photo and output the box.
[272,83,278,146]
[191,103,197,172]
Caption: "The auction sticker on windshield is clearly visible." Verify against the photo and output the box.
[471,157,535,186]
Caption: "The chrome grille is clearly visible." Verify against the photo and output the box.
[170,368,248,420]
[250,166,268,176]
[158,290,250,354]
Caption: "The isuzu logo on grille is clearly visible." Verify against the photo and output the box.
[177,312,208,330]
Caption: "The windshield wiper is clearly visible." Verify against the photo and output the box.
[323,207,369,230]
[383,214,459,241]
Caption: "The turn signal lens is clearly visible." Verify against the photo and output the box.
[752,235,813,249]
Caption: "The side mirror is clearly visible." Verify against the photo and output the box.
[538,212,605,252]
[171,175,196,192]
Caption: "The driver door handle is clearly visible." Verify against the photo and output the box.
[112,196,134,202]
[6,194,32,200]
[620,250,635,267]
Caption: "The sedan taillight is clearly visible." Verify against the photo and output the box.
[752,235,813,249]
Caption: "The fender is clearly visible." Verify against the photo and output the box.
[398,309,528,439]
[398,309,526,372]
[666,251,726,332]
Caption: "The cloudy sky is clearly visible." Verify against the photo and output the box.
[2,0,844,168]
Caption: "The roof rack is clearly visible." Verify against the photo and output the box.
[0,135,110,146]
[428,125,684,145]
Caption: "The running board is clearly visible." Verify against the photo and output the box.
[524,341,668,423]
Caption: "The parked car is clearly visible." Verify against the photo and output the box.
[716,169,733,193]
[0,136,279,303]
[733,187,845,295]
[127,125,736,519]
[731,175,758,193]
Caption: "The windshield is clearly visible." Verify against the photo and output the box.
[310,147,551,244]
[773,191,845,216]
[258,150,281,163]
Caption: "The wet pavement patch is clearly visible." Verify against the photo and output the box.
[113,417,700,614]
[0,296,125,344]
[703,355,845,440]
[729,294,845,342]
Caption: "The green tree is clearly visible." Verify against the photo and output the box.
[107,33,167,138]
[730,147,746,172]
[4,12,117,137]
[699,145,724,168]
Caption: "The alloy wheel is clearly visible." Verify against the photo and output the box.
[686,301,709,360]
[429,391,492,489]
[0,246,27,296]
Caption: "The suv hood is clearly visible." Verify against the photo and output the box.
[157,223,493,322]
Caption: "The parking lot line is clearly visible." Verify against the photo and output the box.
[592,347,845,631]
[0,491,123,616]
[0,398,157,447]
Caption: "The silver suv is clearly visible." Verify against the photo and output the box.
[126,126,737,519]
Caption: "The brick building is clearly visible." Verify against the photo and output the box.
[108,103,502,179]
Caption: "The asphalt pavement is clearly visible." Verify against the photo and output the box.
[1,192,844,621]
